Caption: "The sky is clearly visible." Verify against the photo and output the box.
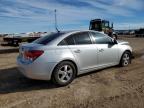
[0,0,144,33]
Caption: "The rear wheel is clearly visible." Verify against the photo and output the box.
[120,51,131,67]
[52,61,76,86]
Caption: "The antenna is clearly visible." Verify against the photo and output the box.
[54,9,59,32]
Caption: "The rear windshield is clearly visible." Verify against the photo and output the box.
[33,32,65,45]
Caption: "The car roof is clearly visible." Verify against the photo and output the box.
[58,30,99,34]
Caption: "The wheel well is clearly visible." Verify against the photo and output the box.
[52,60,78,77]
[121,50,132,58]
[125,50,132,56]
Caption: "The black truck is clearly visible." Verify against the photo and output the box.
[89,19,117,39]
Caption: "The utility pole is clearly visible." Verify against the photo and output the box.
[54,9,59,32]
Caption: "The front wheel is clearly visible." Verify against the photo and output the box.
[52,61,76,86]
[120,51,131,67]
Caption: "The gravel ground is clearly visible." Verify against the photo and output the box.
[0,37,144,108]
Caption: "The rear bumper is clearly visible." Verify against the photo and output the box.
[17,57,56,80]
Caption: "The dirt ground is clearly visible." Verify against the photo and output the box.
[0,37,3,42]
[0,37,144,108]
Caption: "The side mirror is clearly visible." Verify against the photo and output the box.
[109,38,117,45]
[112,38,117,44]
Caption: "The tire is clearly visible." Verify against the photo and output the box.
[52,61,76,86]
[120,51,131,67]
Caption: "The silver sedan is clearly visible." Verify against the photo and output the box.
[17,30,132,86]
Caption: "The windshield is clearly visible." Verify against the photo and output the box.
[90,21,102,31]
[33,32,65,45]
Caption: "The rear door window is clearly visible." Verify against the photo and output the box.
[64,32,92,45]
[74,32,92,45]
[65,35,75,45]
[58,32,92,46]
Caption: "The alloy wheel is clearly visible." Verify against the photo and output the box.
[122,53,130,66]
[57,65,73,83]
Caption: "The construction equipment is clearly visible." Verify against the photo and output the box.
[89,19,117,39]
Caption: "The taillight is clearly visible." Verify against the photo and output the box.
[24,50,44,61]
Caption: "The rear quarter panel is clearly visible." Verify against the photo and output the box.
[41,46,76,62]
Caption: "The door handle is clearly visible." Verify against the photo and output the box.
[74,49,81,53]
[99,49,104,52]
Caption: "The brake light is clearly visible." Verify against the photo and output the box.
[24,50,44,61]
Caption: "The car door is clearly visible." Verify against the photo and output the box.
[91,32,119,66]
[64,32,98,72]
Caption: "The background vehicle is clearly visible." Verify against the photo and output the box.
[89,19,117,39]
[135,28,144,37]
[3,35,39,46]
[2,32,48,46]
[17,30,132,86]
